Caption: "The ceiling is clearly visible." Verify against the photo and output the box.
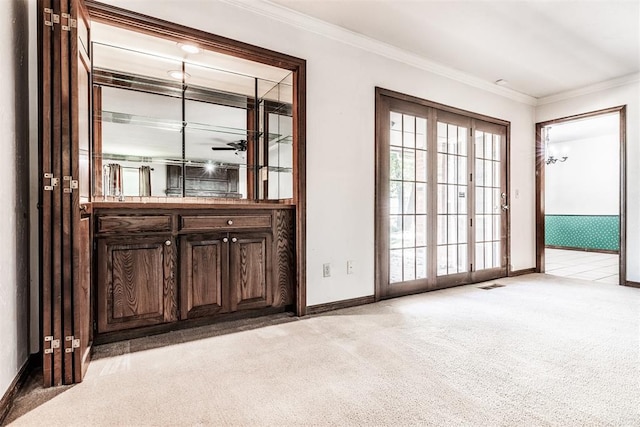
[269,0,639,99]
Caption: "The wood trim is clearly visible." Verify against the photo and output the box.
[375,87,510,127]
[307,296,376,315]
[0,355,40,425]
[508,267,536,277]
[545,245,619,255]
[85,1,304,70]
[294,58,307,316]
[536,106,626,284]
[625,281,640,289]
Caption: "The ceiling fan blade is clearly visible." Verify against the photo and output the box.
[211,147,236,151]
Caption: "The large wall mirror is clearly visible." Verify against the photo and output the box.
[90,21,294,201]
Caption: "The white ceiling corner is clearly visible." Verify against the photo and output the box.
[220,0,538,106]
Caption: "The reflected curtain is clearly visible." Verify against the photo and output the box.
[139,166,152,196]
[104,163,122,197]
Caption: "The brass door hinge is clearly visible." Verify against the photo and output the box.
[63,176,79,193]
[64,335,80,353]
[60,13,77,31]
[44,335,60,354]
[44,172,59,191]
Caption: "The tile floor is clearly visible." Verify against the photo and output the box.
[545,248,619,284]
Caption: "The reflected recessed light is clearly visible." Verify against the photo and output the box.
[204,162,215,173]
[495,79,509,86]
[168,70,190,80]
[178,43,201,54]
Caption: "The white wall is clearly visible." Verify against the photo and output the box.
[1,0,31,399]
[545,134,619,215]
[100,0,537,305]
[536,79,640,280]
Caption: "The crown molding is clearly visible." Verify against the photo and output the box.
[220,0,538,106]
[537,73,640,106]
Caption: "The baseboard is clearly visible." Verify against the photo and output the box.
[508,267,537,277]
[0,353,39,425]
[625,281,640,289]
[545,245,619,255]
[307,296,376,315]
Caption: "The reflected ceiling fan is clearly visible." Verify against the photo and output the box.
[211,139,247,153]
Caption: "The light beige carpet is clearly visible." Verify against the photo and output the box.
[6,274,640,426]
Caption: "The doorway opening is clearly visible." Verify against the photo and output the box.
[536,107,625,284]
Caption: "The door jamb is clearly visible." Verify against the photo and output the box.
[535,106,627,285]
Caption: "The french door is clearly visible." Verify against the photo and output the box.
[376,89,508,299]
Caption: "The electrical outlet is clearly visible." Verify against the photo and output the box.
[347,260,354,275]
[323,263,331,277]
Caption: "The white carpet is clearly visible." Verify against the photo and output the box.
[6,274,640,426]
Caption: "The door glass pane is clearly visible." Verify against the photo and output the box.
[416,247,427,279]
[475,243,485,270]
[458,244,468,273]
[437,215,446,245]
[416,150,427,182]
[448,215,457,244]
[416,183,427,214]
[390,148,402,180]
[403,215,415,248]
[403,150,415,181]
[416,118,427,149]
[416,215,427,246]
[403,182,415,214]
[437,245,447,276]
[448,245,458,274]
[390,181,402,214]
[390,215,402,249]
[404,248,416,281]
[390,249,403,283]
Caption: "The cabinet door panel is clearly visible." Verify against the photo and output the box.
[181,234,228,319]
[230,233,273,311]
[97,236,177,333]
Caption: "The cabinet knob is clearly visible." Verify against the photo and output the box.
[231,237,238,243]
[227,219,233,225]
[223,237,229,243]
[165,240,172,246]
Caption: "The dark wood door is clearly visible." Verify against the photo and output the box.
[69,0,92,383]
[180,234,229,319]
[97,236,178,333]
[229,233,273,311]
[39,0,92,386]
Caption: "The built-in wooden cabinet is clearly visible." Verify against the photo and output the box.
[97,235,178,333]
[229,232,273,311]
[180,233,229,319]
[94,206,294,338]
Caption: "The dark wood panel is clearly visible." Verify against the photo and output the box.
[111,246,163,319]
[97,236,177,333]
[230,233,272,311]
[180,234,228,319]
[97,215,172,233]
[181,214,271,231]
[274,209,294,307]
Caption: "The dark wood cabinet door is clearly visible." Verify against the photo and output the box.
[180,234,229,319]
[97,236,177,333]
[229,233,273,311]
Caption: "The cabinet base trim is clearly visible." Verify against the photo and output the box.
[94,306,293,345]
[307,296,375,315]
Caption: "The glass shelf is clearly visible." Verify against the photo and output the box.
[99,110,292,143]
